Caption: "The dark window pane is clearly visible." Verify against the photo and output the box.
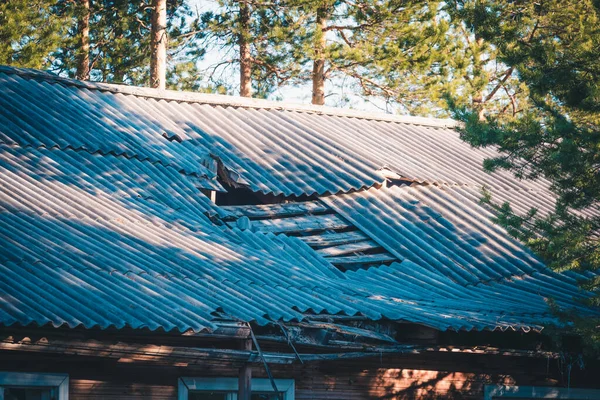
[188,391,229,400]
[251,393,279,400]
[3,387,56,400]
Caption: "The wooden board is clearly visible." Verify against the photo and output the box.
[221,201,330,219]
[316,240,381,257]
[0,342,576,400]
[242,214,353,235]
[298,231,370,247]
[325,253,397,266]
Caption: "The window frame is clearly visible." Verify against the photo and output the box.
[178,377,294,400]
[484,385,600,400]
[0,372,69,400]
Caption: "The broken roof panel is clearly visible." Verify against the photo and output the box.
[221,201,400,271]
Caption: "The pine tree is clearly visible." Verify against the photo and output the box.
[282,0,395,106]
[286,0,469,110]
[0,0,68,68]
[199,0,304,98]
[311,2,328,105]
[322,0,528,116]
[48,0,203,87]
[238,0,252,97]
[449,0,600,350]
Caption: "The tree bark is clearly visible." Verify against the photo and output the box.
[473,36,487,121]
[312,6,327,105]
[150,0,167,89]
[75,0,90,81]
[238,0,252,97]
[113,69,125,84]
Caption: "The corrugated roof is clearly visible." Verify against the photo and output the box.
[323,185,547,286]
[0,66,558,201]
[0,143,595,333]
[1,142,565,332]
[324,186,595,322]
[0,66,598,335]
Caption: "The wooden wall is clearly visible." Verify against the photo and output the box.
[2,349,598,399]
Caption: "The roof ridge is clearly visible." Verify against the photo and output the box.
[0,65,457,129]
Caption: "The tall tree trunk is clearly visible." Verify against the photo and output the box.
[75,0,90,81]
[238,0,252,97]
[113,69,125,83]
[312,6,327,105]
[150,0,167,89]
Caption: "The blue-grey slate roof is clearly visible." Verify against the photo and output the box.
[0,66,598,334]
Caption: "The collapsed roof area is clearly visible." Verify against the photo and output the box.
[0,65,598,356]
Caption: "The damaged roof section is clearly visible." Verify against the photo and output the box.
[0,65,560,201]
[2,138,596,334]
[220,201,399,271]
[0,65,599,337]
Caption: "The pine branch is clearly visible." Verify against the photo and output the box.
[483,66,514,104]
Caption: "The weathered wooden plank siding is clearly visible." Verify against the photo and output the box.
[3,350,597,399]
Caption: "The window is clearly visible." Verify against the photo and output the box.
[178,378,294,400]
[484,385,600,400]
[0,372,69,400]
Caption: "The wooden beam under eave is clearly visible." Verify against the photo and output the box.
[238,339,252,400]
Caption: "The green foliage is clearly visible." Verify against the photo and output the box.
[290,0,531,116]
[0,0,68,68]
[50,0,204,85]
[451,0,600,350]
[198,0,306,97]
[1,0,204,86]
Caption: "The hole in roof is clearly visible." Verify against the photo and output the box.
[198,157,400,272]
[216,196,399,273]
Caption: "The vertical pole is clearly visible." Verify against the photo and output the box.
[238,339,252,400]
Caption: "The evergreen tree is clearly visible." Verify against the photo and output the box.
[326,0,528,116]
[285,0,410,106]
[238,0,252,97]
[48,0,204,87]
[0,0,68,68]
[449,0,600,350]
[75,0,91,80]
[310,0,329,105]
[199,0,305,98]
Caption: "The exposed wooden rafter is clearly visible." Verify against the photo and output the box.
[220,201,400,272]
